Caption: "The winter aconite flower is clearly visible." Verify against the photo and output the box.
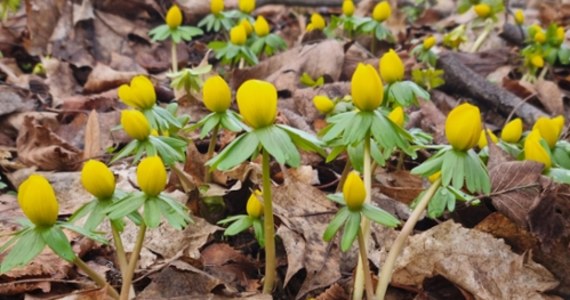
[137,156,167,197]
[388,106,405,127]
[351,63,383,111]
[379,49,404,84]
[203,75,232,113]
[237,80,277,128]
[211,0,224,15]
[501,118,523,143]
[533,116,564,148]
[372,1,391,22]
[230,25,247,45]
[254,16,270,37]
[313,95,335,114]
[343,171,366,211]
[166,5,183,29]
[474,4,491,18]
[514,9,524,25]
[556,27,566,45]
[524,130,551,169]
[246,190,264,218]
[342,0,355,17]
[81,160,115,200]
[534,30,546,44]
[310,13,326,30]
[18,174,59,227]
[118,75,157,110]
[121,110,151,141]
[531,55,544,68]
[423,36,436,50]
[445,103,482,151]
[477,129,498,149]
[240,19,253,35]
[239,0,255,13]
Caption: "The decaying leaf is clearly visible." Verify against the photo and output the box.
[534,79,564,115]
[83,110,101,160]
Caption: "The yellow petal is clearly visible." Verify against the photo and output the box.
[81,160,115,199]
[166,5,183,29]
[130,76,156,110]
[237,80,277,129]
[313,95,335,114]
[388,106,405,127]
[254,15,270,37]
[246,190,264,218]
[18,174,59,227]
[238,0,255,13]
[351,63,383,111]
[379,49,404,84]
[533,117,562,148]
[500,118,523,143]
[121,110,151,141]
[530,55,544,68]
[423,36,436,50]
[372,1,391,22]
[118,85,143,109]
[445,103,482,151]
[203,75,232,113]
[556,26,566,44]
[343,171,366,211]
[137,156,167,197]
[553,115,565,133]
[310,13,326,30]
[211,0,224,15]
[524,130,552,169]
[477,129,498,149]
[514,10,524,25]
[240,19,253,35]
[342,0,355,17]
[534,30,546,44]
[230,25,247,45]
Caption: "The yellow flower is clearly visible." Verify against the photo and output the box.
[343,171,366,211]
[246,190,264,218]
[203,75,232,113]
[240,19,253,35]
[121,110,151,141]
[81,160,115,199]
[18,174,59,227]
[137,156,167,197]
[306,23,315,32]
[553,115,565,132]
[428,171,441,183]
[166,5,183,29]
[372,1,391,22]
[238,0,255,13]
[534,30,546,44]
[118,75,157,110]
[514,9,524,25]
[211,0,224,15]
[423,36,436,50]
[379,49,404,84]
[388,106,405,127]
[351,63,383,111]
[533,116,563,148]
[230,25,247,45]
[556,26,566,44]
[313,95,335,114]
[237,80,277,129]
[474,4,491,18]
[342,0,355,17]
[310,13,326,30]
[477,129,498,149]
[530,55,544,68]
[254,16,270,37]
[524,130,551,169]
[445,103,482,151]
[501,118,523,143]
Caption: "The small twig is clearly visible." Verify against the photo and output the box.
[505,93,536,126]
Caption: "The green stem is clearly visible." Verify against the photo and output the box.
[336,158,353,193]
[204,124,220,183]
[261,149,276,294]
[470,22,493,52]
[110,222,128,276]
[396,151,405,171]
[357,228,375,300]
[353,135,372,300]
[375,178,441,299]
[171,42,178,73]
[119,223,147,300]
[74,257,120,299]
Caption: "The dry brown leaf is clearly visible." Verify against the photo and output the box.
[83,110,101,160]
[314,283,349,300]
[83,63,139,94]
[43,57,80,108]
[502,78,535,99]
[201,243,259,290]
[392,221,559,300]
[535,79,564,115]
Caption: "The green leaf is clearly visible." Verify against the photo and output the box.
[107,193,146,220]
[110,140,140,164]
[323,207,350,241]
[547,168,570,184]
[427,187,447,218]
[158,194,193,228]
[343,112,373,146]
[255,126,300,167]
[217,214,247,225]
[410,148,446,176]
[60,223,108,244]
[224,216,253,236]
[251,38,265,55]
[441,150,459,187]
[220,112,245,132]
[157,200,188,230]
[149,25,171,41]
[327,193,346,205]
[207,132,259,170]
[278,124,325,155]
[558,47,570,65]
[42,226,75,262]
[82,201,111,231]
[153,105,182,129]
[467,149,490,194]
[0,230,45,273]
[361,204,400,227]
[451,150,466,190]
[150,136,185,165]
[370,110,413,156]
[252,218,265,247]
[68,200,98,224]
[347,142,364,173]
[326,145,346,163]
[340,212,361,252]
[144,198,162,228]
[553,144,570,169]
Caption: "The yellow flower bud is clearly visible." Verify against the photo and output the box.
[342,0,355,17]
[254,16,270,37]
[477,129,498,149]
[379,49,404,84]
[534,30,546,44]
[118,75,157,110]
[211,0,224,15]
[388,106,405,127]
[445,103,482,151]
[343,171,366,211]
[230,25,247,45]
[553,115,565,132]
[237,80,277,129]
[474,4,491,18]
[556,26,566,44]
[18,174,59,227]
[428,171,441,183]
[533,116,563,148]
[514,9,524,25]
[524,130,551,169]
[500,118,523,143]
[238,0,255,13]
[121,110,151,141]
[530,54,544,68]
[240,19,253,35]
[372,1,391,22]
[351,63,383,111]
[137,156,167,197]
[310,13,326,30]
[166,5,183,29]
[313,95,335,114]
[423,36,436,50]
[81,160,115,199]
[306,23,315,32]
[150,129,159,137]
[203,75,232,113]
[246,190,264,218]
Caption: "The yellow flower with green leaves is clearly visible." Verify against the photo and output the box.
[121,110,151,141]
[230,25,247,45]
[18,174,59,227]
[388,106,405,127]
[313,95,335,114]
[211,0,224,15]
[246,190,264,218]
[351,63,383,111]
[445,103,482,151]
[533,116,564,148]
[166,5,183,29]
[203,75,232,113]
[343,171,366,211]
[372,1,391,22]
[342,0,355,17]
[237,80,277,128]
[534,30,546,44]
[310,13,326,30]
[81,160,115,199]
[238,0,255,13]
[477,129,498,149]
[379,49,404,84]
[254,16,270,37]
[501,118,522,143]
[474,4,491,18]
[423,36,436,50]
[137,156,167,197]
[524,130,551,169]
[514,9,524,25]
[118,75,157,110]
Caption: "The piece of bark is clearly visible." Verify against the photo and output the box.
[437,52,547,123]
[500,23,525,46]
